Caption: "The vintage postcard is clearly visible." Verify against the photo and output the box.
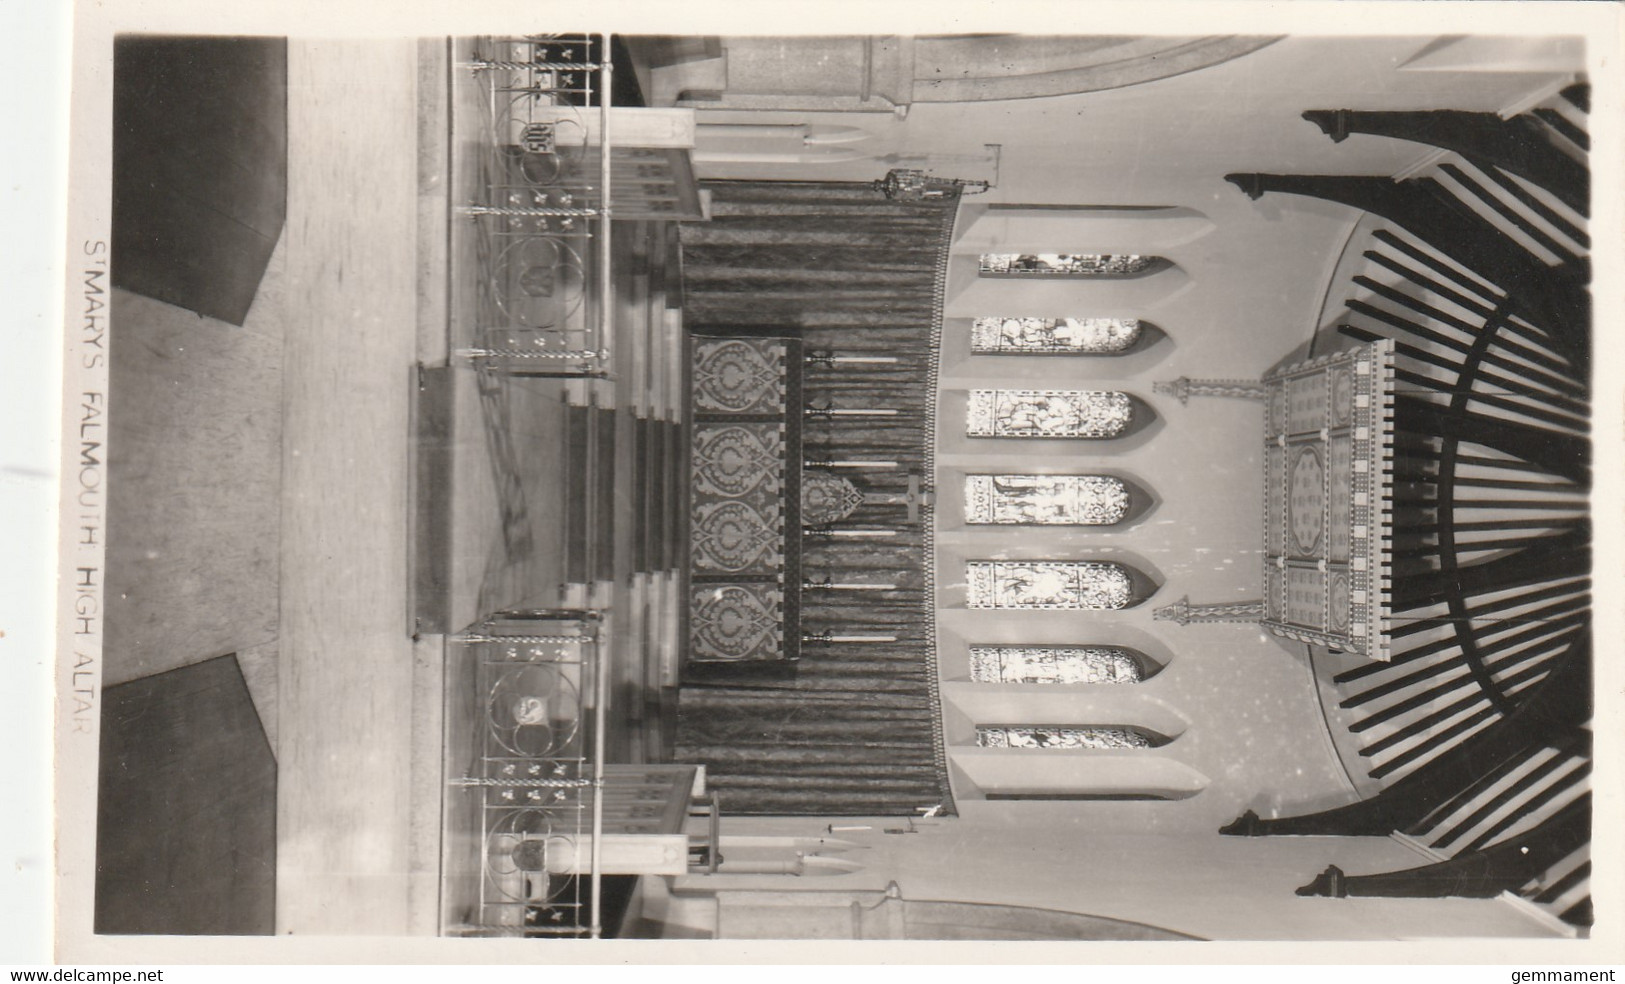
[42,0,1624,965]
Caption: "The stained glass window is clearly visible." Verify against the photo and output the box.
[966,390,1134,439]
[978,253,1158,277]
[977,726,1154,749]
[967,561,1134,611]
[964,475,1130,526]
[971,317,1143,354]
[969,646,1144,685]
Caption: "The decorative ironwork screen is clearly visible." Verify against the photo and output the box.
[964,474,1130,525]
[1261,339,1396,658]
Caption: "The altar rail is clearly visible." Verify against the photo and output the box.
[442,609,720,937]
[456,35,618,379]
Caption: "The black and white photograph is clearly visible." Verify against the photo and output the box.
[32,0,1625,965]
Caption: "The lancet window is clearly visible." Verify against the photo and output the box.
[964,474,1131,526]
[967,389,1134,439]
[971,317,1143,354]
[969,646,1144,685]
[976,726,1155,749]
[978,253,1159,277]
[966,561,1134,611]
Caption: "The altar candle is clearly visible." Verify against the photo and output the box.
[806,583,898,591]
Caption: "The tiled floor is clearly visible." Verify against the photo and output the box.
[273,38,428,935]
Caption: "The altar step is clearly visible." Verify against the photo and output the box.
[565,219,686,421]
[555,217,687,764]
[557,397,684,765]
[561,405,684,584]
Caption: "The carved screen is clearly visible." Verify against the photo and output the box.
[966,390,1133,439]
[964,474,1130,526]
[977,726,1153,749]
[971,317,1142,354]
[966,561,1134,611]
[978,253,1157,277]
[969,646,1143,684]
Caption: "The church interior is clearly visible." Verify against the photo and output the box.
[92,31,1594,943]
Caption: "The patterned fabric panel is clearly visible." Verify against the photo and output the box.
[1286,566,1327,627]
[690,424,788,575]
[1284,373,1327,436]
[691,423,784,498]
[801,470,866,526]
[692,497,784,574]
[688,336,800,662]
[1327,434,1353,563]
[689,583,785,661]
[1264,443,1287,557]
[692,338,788,415]
[1287,443,1326,557]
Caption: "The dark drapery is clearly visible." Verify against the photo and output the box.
[676,180,959,815]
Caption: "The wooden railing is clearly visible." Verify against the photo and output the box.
[1223,84,1592,928]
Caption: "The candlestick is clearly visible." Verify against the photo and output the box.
[805,459,900,469]
[803,582,898,591]
[803,631,900,644]
[807,349,903,369]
